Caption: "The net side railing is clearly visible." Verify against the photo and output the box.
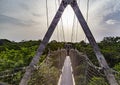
[69,49,109,85]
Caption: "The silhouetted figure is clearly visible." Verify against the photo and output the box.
[65,44,72,56]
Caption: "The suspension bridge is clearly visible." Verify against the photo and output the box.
[0,0,120,85]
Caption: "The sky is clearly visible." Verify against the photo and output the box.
[0,0,120,42]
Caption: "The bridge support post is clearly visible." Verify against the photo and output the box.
[19,1,67,85]
[70,1,118,85]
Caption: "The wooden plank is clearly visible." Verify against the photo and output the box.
[70,1,118,85]
[19,1,68,85]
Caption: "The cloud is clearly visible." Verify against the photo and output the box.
[89,0,120,23]
[106,19,119,25]
[32,13,42,17]
[113,0,120,12]
[0,14,26,26]
[0,14,38,26]
[0,0,120,42]
[86,0,120,41]
[19,3,29,11]
[89,1,120,25]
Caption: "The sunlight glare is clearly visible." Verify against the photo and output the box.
[62,5,74,30]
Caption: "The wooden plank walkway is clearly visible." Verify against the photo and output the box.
[58,56,75,85]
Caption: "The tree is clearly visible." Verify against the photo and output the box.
[88,77,108,85]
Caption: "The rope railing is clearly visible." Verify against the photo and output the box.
[0,48,119,85]
[69,49,109,85]
[0,53,50,84]
[111,69,120,85]
[28,49,67,85]
[0,66,26,84]
[0,67,26,78]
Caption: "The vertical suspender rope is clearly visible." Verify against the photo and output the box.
[76,0,80,42]
[84,0,89,82]
[55,0,59,42]
[84,0,89,42]
[86,0,89,22]
[58,0,65,42]
[46,0,50,84]
[71,14,75,42]
[46,0,49,28]
[76,20,78,42]
[61,18,65,42]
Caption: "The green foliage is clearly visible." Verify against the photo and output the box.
[28,50,66,85]
[114,63,120,84]
[114,63,120,72]
[29,63,60,85]
[88,77,108,85]
[100,37,120,67]
[0,40,42,84]
[0,39,65,84]
[0,48,36,71]
[74,37,120,67]
[0,36,120,84]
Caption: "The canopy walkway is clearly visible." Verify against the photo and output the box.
[58,56,75,85]
[0,49,120,85]
[0,0,120,85]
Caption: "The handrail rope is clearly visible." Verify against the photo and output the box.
[86,67,107,84]
[0,67,26,73]
[0,67,26,78]
[74,49,104,75]
[72,50,107,82]
[87,66,104,77]
[0,55,49,78]
[87,73,103,84]
[111,69,120,75]
[75,49,102,70]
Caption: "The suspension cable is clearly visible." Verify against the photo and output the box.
[84,0,89,42]
[86,0,89,22]
[71,14,76,42]
[57,0,61,42]
[61,18,65,42]
[58,0,65,42]
[55,0,59,42]
[76,20,78,42]
[46,0,49,28]
[76,0,80,42]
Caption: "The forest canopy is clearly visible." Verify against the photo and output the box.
[0,36,120,84]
